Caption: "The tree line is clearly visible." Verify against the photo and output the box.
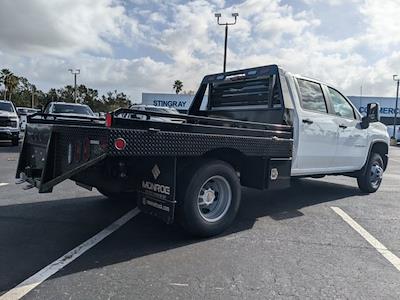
[0,68,131,112]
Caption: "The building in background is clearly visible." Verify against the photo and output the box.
[348,96,400,139]
[142,93,194,112]
[348,96,400,125]
[142,92,399,137]
[142,93,209,113]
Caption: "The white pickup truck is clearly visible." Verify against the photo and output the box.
[284,73,389,192]
[17,65,390,236]
[189,65,390,194]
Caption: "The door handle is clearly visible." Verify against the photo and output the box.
[339,124,347,129]
[302,119,313,125]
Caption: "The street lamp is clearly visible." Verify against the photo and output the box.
[68,68,80,103]
[393,75,400,141]
[215,12,239,73]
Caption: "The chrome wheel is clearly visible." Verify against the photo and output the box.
[370,162,383,189]
[197,175,232,222]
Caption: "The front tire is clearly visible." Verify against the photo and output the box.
[177,159,241,237]
[357,153,384,193]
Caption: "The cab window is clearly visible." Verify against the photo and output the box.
[328,87,355,119]
[297,79,327,114]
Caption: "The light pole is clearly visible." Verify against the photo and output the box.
[68,69,80,103]
[31,85,36,108]
[393,75,400,140]
[215,12,239,73]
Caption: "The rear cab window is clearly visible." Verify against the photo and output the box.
[208,74,282,110]
[297,79,327,114]
[189,65,285,124]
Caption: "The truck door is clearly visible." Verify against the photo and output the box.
[326,87,368,171]
[293,79,339,175]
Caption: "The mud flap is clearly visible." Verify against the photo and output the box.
[137,158,177,224]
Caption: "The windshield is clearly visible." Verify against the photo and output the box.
[144,107,179,114]
[52,104,94,116]
[0,102,15,113]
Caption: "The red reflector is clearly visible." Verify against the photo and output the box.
[114,138,126,150]
[75,142,81,162]
[105,113,112,127]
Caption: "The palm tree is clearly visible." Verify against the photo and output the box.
[6,74,20,101]
[0,69,12,99]
[173,80,183,94]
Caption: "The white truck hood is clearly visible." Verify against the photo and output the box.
[0,110,17,118]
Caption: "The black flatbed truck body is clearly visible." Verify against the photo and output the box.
[16,65,294,230]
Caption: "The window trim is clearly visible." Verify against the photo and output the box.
[296,78,329,115]
[326,86,357,120]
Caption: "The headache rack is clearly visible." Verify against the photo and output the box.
[27,112,105,126]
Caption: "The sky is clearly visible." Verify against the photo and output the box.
[1,0,400,103]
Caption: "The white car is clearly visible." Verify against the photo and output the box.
[43,102,96,118]
[386,125,400,141]
[125,105,183,123]
[0,100,20,145]
[17,107,40,131]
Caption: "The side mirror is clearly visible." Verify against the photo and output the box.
[366,102,380,122]
[361,102,380,129]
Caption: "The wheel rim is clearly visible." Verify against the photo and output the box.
[370,161,383,189]
[197,175,232,223]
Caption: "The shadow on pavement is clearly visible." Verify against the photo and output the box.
[0,178,362,292]
[0,141,21,153]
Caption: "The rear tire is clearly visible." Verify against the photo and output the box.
[177,159,241,237]
[357,153,384,193]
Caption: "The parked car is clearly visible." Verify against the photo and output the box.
[124,104,183,123]
[17,107,40,131]
[94,112,106,118]
[386,125,400,141]
[17,65,389,237]
[0,100,20,146]
[43,102,96,118]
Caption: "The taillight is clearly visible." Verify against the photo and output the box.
[114,138,126,150]
[106,113,113,127]
[83,138,90,161]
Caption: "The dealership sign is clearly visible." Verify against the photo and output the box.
[348,96,399,117]
[142,93,399,117]
[152,100,188,108]
[142,93,194,110]
[358,106,400,115]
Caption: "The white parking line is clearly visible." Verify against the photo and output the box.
[0,207,140,300]
[0,183,9,187]
[331,206,400,272]
[390,158,400,164]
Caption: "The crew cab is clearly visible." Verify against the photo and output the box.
[16,65,389,237]
[0,100,20,146]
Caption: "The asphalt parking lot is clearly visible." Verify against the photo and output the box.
[1,141,400,299]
